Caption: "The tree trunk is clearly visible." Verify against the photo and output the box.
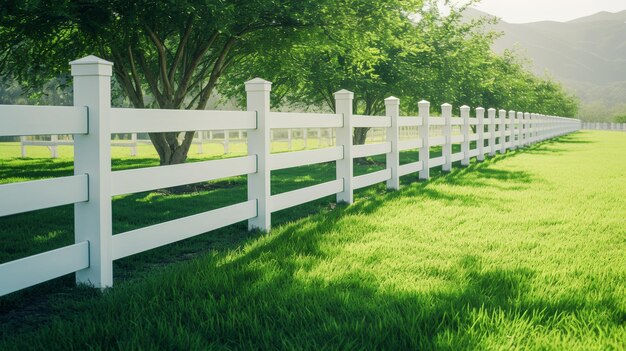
[353,127,370,145]
[149,131,196,165]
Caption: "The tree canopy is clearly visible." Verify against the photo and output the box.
[1,0,579,153]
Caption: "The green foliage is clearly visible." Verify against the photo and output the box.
[615,115,626,123]
[1,131,625,349]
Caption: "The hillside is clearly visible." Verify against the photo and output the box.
[467,8,626,121]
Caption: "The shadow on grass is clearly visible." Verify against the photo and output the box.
[1,132,598,343]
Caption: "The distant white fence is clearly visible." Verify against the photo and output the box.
[0,56,581,297]
[581,122,626,132]
[18,128,336,157]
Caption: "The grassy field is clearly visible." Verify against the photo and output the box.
[0,131,624,349]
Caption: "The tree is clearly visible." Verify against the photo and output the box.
[0,0,344,164]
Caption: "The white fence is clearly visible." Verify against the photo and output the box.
[0,56,581,296]
[581,122,626,132]
[18,128,336,157]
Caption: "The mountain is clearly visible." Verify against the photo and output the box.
[466,8,626,121]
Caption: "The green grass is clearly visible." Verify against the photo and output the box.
[0,131,624,349]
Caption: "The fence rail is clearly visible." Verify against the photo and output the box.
[0,55,581,297]
[581,122,626,131]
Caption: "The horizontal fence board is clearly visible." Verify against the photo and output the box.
[22,140,74,146]
[430,156,446,168]
[451,135,464,143]
[353,169,392,190]
[399,161,423,177]
[270,112,342,129]
[398,117,421,127]
[398,139,422,151]
[111,156,256,196]
[469,135,480,141]
[0,175,88,217]
[0,105,88,137]
[111,108,256,133]
[0,242,89,297]
[352,142,391,158]
[428,117,445,126]
[451,152,464,162]
[430,136,446,146]
[352,116,391,128]
[270,179,343,213]
[469,119,478,125]
[469,149,480,158]
[112,200,256,260]
[270,147,343,171]
[451,118,463,125]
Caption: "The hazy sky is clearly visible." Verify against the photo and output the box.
[471,0,626,23]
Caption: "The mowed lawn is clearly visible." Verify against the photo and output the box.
[0,130,625,349]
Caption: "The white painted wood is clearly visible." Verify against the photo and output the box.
[246,78,272,231]
[469,134,479,141]
[352,142,391,158]
[430,136,446,146]
[451,135,464,143]
[0,242,89,297]
[476,107,485,161]
[451,117,463,125]
[0,175,88,217]
[442,103,453,172]
[398,117,421,127]
[516,112,523,148]
[469,149,479,158]
[451,152,464,163]
[430,156,446,168]
[461,105,470,166]
[111,108,256,133]
[335,90,354,204]
[270,147,343,171]
[71,55,113,288]
[428,117,445,126]
[418,101,431,180]
[399,139,422,151]
[353,169,392,190]
[270,180,343,213]
[270,112,342,129]
[508,111,516,150]
[352,115,391,128]
[112,201,256,260]
[0,105,88,137]
[111,156,256,196]
[488,108,497,156]
[499,109,507,154]
[399,161,423,177]
[385,97,400,190]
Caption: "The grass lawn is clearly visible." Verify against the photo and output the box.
[0,130,624,349]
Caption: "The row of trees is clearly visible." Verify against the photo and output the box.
[0,0,579,165]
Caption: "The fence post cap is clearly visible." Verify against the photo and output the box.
[245,78,272,92]
[487,107,496,112]
[334,89,354,99]
[384,96,399,103]
[509,110,516,113]
[441,103,452,108]
[70,55,113,76]
[499,109,507,113]
[476,106,484,111]
[460,105,470,110]
[418,99,430,106]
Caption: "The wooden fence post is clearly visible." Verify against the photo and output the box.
[524,112,531,146]
[442,103,453,171]
[516,112,523,148]
[460,105,470,166]
[245,78,272,231]
[488,108,496,156]
[335,89,354,204]
[418,100,431,180]
[499,109,506,153]
[508,110,515,149]
[71,55,113,288]
[476,107,485,161]
[385,96,400,190]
